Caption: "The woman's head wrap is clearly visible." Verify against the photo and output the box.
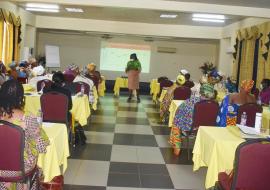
[240,80,254,93]
[200,83,215,99]
[176,74,186,85]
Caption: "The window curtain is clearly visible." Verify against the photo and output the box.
[0,11,4,61]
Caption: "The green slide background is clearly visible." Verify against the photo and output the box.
[100,46,151,73]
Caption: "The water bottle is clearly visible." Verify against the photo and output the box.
[80,84,85,95]
[36,109,43,127]
[257,96,262,105]
[254,112,262,133]
[240,112,247,126]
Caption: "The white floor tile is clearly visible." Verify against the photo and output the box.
[85,131,114,144]
[166,164,206,190]
[111,145,138,163]
[73,160,110,186]
[64,159,82,184]
[115,124,153,135]
[155,135,171,147]
[107,187,174,190]
[91,115,116,123]
[137,146,165,164]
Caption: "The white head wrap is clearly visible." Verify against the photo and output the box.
[32,65,45,76]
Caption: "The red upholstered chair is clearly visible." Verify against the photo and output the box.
[37,79,52,92]
[173,86,191,100]
[236,103,263,127]
[86,74,99,89]
[63,74,75,83]
[74,81,90,96]
[185,100,219,159]
[0,120,39,188]
[17,77,28,84]
[217,138,270,190]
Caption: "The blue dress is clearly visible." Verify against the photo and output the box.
[216,95,239,127]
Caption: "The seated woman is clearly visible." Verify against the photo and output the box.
[169,83,215,155]
[259,78,270,105]
[0,80,49,190]
[216,79,256,127]
[160,74,185,123]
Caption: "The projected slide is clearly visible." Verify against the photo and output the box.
[100,42,151,73]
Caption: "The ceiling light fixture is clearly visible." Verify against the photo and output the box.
[192,13,225,20]
[26,3,59,9]
[65,8,84,13]
[26,7,59,13]
[192,18,225,23]
[160,14,178,18]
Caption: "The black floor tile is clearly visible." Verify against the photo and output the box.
[118,106,145,112]
[152,126,172,135]
[70,144,112,161]
[63,185,106,190]
[146,112,160,119]
[92,109,117,116]
[107,173,140,187]
[138,163,169,175]
[109,162,139,174]
[113,134,158,147]
[85,123,115,132]
[143,103,157,109]
[140,174,174,189]
[116,117,149,125]
[160,148,193,165]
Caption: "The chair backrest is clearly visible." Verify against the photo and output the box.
[0,120,25,179]
[236,103,263,127]
[86,74,99,89]
[63,74,75,83]
[74,81,90,95]
[40,91,69,124]
[37,79,52,92]
[231,139,270,190]
[17,77,28,84]
[173,86,191,100]
[192,100,219,130]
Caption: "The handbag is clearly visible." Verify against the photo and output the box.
[75,126,86,145]
[40,175,64,190]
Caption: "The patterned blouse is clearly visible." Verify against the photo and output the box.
[173,96,201,131]
[0,115,50,190]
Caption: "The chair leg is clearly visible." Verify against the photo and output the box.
[187,135,190,160]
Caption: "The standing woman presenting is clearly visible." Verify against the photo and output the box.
[126,53,142,103]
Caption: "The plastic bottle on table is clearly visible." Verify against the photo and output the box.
[240,112,247,126]
[257,96,262,105]
[254,112,262,133]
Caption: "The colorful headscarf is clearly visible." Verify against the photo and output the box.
[176,74,186,85]
[200,83,215,99]
[87,63,96,72]
[240,80,254,93]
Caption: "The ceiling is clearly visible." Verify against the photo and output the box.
[17,3,243,27]
[168,0,270,9]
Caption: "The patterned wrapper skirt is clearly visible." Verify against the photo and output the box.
[127,70,140,90]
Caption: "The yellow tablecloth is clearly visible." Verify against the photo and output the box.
[168,100,184,127]
[114,77,128,96]
[92,87,99,111]
[158,89,167,103]
[24,94,90,126]
[23,84,35,92]
[38,122,69,182]
[98,76,106,97]
[150,79,160,102]
[192,127,245,189]
[262,106,270,129]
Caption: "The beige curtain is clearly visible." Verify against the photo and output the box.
[0,11,4,61]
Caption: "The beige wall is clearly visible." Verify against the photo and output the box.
[37,32,218,82]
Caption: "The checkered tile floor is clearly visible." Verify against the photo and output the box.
[64,94,207,190]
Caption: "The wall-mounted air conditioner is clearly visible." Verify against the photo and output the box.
[157,47,177,53]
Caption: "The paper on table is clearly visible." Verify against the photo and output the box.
[43,122,55,128]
